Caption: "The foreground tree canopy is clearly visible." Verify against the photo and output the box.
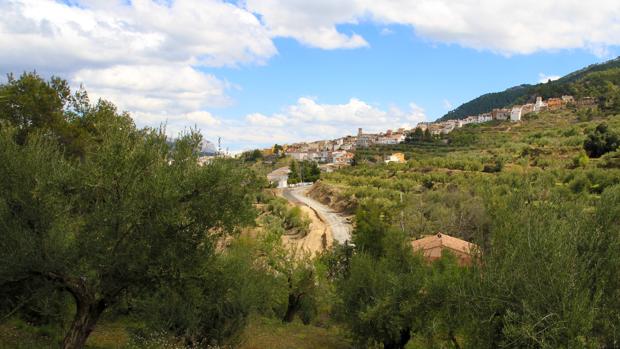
[0,73,260,348]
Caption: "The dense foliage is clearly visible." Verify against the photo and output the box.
[3,70,620,349]
[0,73,264,348]
[288,159,321,184]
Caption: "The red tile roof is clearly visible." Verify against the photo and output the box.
[411,232,477,265]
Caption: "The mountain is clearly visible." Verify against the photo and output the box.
[200,139,217,156]
[438,57,620,122]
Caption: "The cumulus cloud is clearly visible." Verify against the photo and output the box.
[245,0,620,55]
[155,97,428,151]
[0,0,278,138]
[73,64,231,115]
[244,0,368,49]
[0,0,276,72]
[3,0,620,150]
[220,97,427,149]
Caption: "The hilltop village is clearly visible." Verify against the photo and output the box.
[262,95,596,168]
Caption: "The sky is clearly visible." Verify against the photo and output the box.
[1,0,620,151]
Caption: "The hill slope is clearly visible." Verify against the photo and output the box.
[438,57,620,122]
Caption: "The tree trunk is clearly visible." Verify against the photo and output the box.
[283,292,301,323]
[384,328,411,349]
[61,298,106,349]
[449,329,461,349]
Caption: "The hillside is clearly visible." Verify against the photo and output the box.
[438,56,620,121]
[323,109,620,240]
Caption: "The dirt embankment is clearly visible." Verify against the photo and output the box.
[282,205,333,255]
[307,181,357,215]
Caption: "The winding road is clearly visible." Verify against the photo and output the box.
[282,185,352,244]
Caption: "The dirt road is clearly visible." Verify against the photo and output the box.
[283,185,352,244]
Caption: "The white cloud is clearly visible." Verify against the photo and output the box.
[442,99,453,110]
[217,97,427,150]
[0,0,276,130]
[3,0,620,151]
[156,97,427,151]
[538,73,561,84]
[0,0,276,72]
[245,0,620,55]
[73,64,231,115]
[244,0,368,49]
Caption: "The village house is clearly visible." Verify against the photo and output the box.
[478,113,493,122]
[377,132,406,145]
[492,108,511,120]
[385,152,406,164]
[521,103,535,115]
[562,95,575,105]
[267,167,290,188]
[546,97,563,110]
[356,128,379,148]
[577,97,597,108]
[332,150,354,165]
[411,233,478,266]
[534,96,547,113]
[510,105,522,122]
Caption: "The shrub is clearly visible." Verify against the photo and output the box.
[584,123,620,158]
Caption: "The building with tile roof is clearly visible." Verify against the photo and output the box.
[411,233,477,266]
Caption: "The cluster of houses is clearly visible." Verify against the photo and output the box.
[416,95,596,136]
[281,127,407,166]
[264,95,597,170]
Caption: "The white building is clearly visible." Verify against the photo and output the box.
[511,106,522,122]
[267,167,290,188]
[534,97,547,113]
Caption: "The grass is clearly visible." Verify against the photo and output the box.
[237,317,351,349]
[0,316,351,349]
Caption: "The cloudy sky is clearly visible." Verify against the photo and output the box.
[2,0,620,151]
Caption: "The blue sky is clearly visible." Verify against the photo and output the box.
[214,24,610,122]
[1,0,619,151]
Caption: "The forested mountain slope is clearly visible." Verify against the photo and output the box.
[439,57,620,121]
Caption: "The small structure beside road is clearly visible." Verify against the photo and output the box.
[385,152,406,164]
[267,167,290,188]
[411,233,477,266]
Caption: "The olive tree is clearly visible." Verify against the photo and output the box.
[0,99,259,348]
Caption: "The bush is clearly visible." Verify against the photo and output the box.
[584,123,620,158]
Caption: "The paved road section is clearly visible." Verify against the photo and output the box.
[283,185,352,244]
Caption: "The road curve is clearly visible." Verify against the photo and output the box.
[282,185,352,244]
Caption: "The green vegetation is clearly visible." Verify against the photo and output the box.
[584,123,620,158]
[316,106,620,347]
[288,159,321,184]
[0,73,326,349]
[3,67,620,349]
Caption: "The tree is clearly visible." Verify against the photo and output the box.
[405,127,424,143]
[0,91,259,348]
[240,148,263,162]
[337,228,426,349]
[0,72,89,157]
[423,128,433,142]
[301,160,321,182]
[273,144,284,157]
[135,236,282,346]
[352,201,392,258]
[289,159,301,184]
[336,202,428,349]
[461,188,619,348]
[584,123,620,158]
[258,215,321,324]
